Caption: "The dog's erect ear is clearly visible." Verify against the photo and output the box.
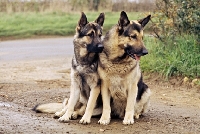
[95,13,105,27]
[138,15,151,28]
[78,12,88,29]
[118,11,130,28]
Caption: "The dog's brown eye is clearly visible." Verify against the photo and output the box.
[130,35,137,39]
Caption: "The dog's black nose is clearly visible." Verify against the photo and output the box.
[97,43,104,53]
[97,44,104,48]
[142,48,148,55]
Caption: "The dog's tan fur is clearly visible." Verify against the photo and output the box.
[98,11,151,125]
[33,12,105,124]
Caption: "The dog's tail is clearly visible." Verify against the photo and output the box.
[32,98,102,116]
[32,98,68,114]
[32,103,63,113]
[33,104,102,116]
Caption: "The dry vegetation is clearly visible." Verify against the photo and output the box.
[0,0,156,13]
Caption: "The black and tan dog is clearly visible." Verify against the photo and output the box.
[33,12,105,124]
[98,11,151,125]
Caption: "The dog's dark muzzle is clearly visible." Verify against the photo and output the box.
[125,46,148,60]
[87,43,104,53]
[97,43,104,52]
[135,48,148,57]
[142,48,148,55]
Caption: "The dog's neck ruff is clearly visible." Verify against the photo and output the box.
[75,52,98,65]
[99,54,138,75]
[72,55,98,73]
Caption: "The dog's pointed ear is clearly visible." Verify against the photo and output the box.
[118,11,130,28]
[78,12,88,29]
[138,15,151,28]
[95,13,105,27]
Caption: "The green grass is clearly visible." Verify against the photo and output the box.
[0,12,79,38]
[0,12,141,39]
[141,35,200,78]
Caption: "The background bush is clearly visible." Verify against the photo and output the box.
[143,0,200,78]
[152,0,200,42]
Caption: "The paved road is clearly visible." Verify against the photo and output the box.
[0,37,74,61]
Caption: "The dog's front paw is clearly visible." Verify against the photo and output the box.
[71,111,78,119]
[54,110,65,119]
[98,110,111,125]
[54,108,67,118]
[123,118,134,125]
[98,119,110,125]
[79,116,91,124]
[123,111,134,125]
[58,113,72,123]
[98,116,110,125]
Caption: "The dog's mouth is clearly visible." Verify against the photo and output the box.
[126,50,141,61]
[134,54,141,61]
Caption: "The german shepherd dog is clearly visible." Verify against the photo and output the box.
[33,12,105,124]
[98,11,151,125]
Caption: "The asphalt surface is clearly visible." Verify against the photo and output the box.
[0,37,74,61]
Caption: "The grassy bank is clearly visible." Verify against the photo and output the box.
[141,35,200,79]
[0,12,141,39]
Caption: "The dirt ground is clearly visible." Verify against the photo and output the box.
[0,56,200,134]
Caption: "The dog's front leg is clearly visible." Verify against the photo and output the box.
[79,85,100,124]
[58,76,81,122]
[123,83,138,125]
[98,81,111,125]
[54,98,69,118]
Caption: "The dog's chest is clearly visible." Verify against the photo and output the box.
[109,64,135,74]
[108,77,129,101]
[107,66,140,101]
[110,87,127,101]
[99,56,137,75]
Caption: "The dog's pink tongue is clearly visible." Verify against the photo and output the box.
[134,54,140,61]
